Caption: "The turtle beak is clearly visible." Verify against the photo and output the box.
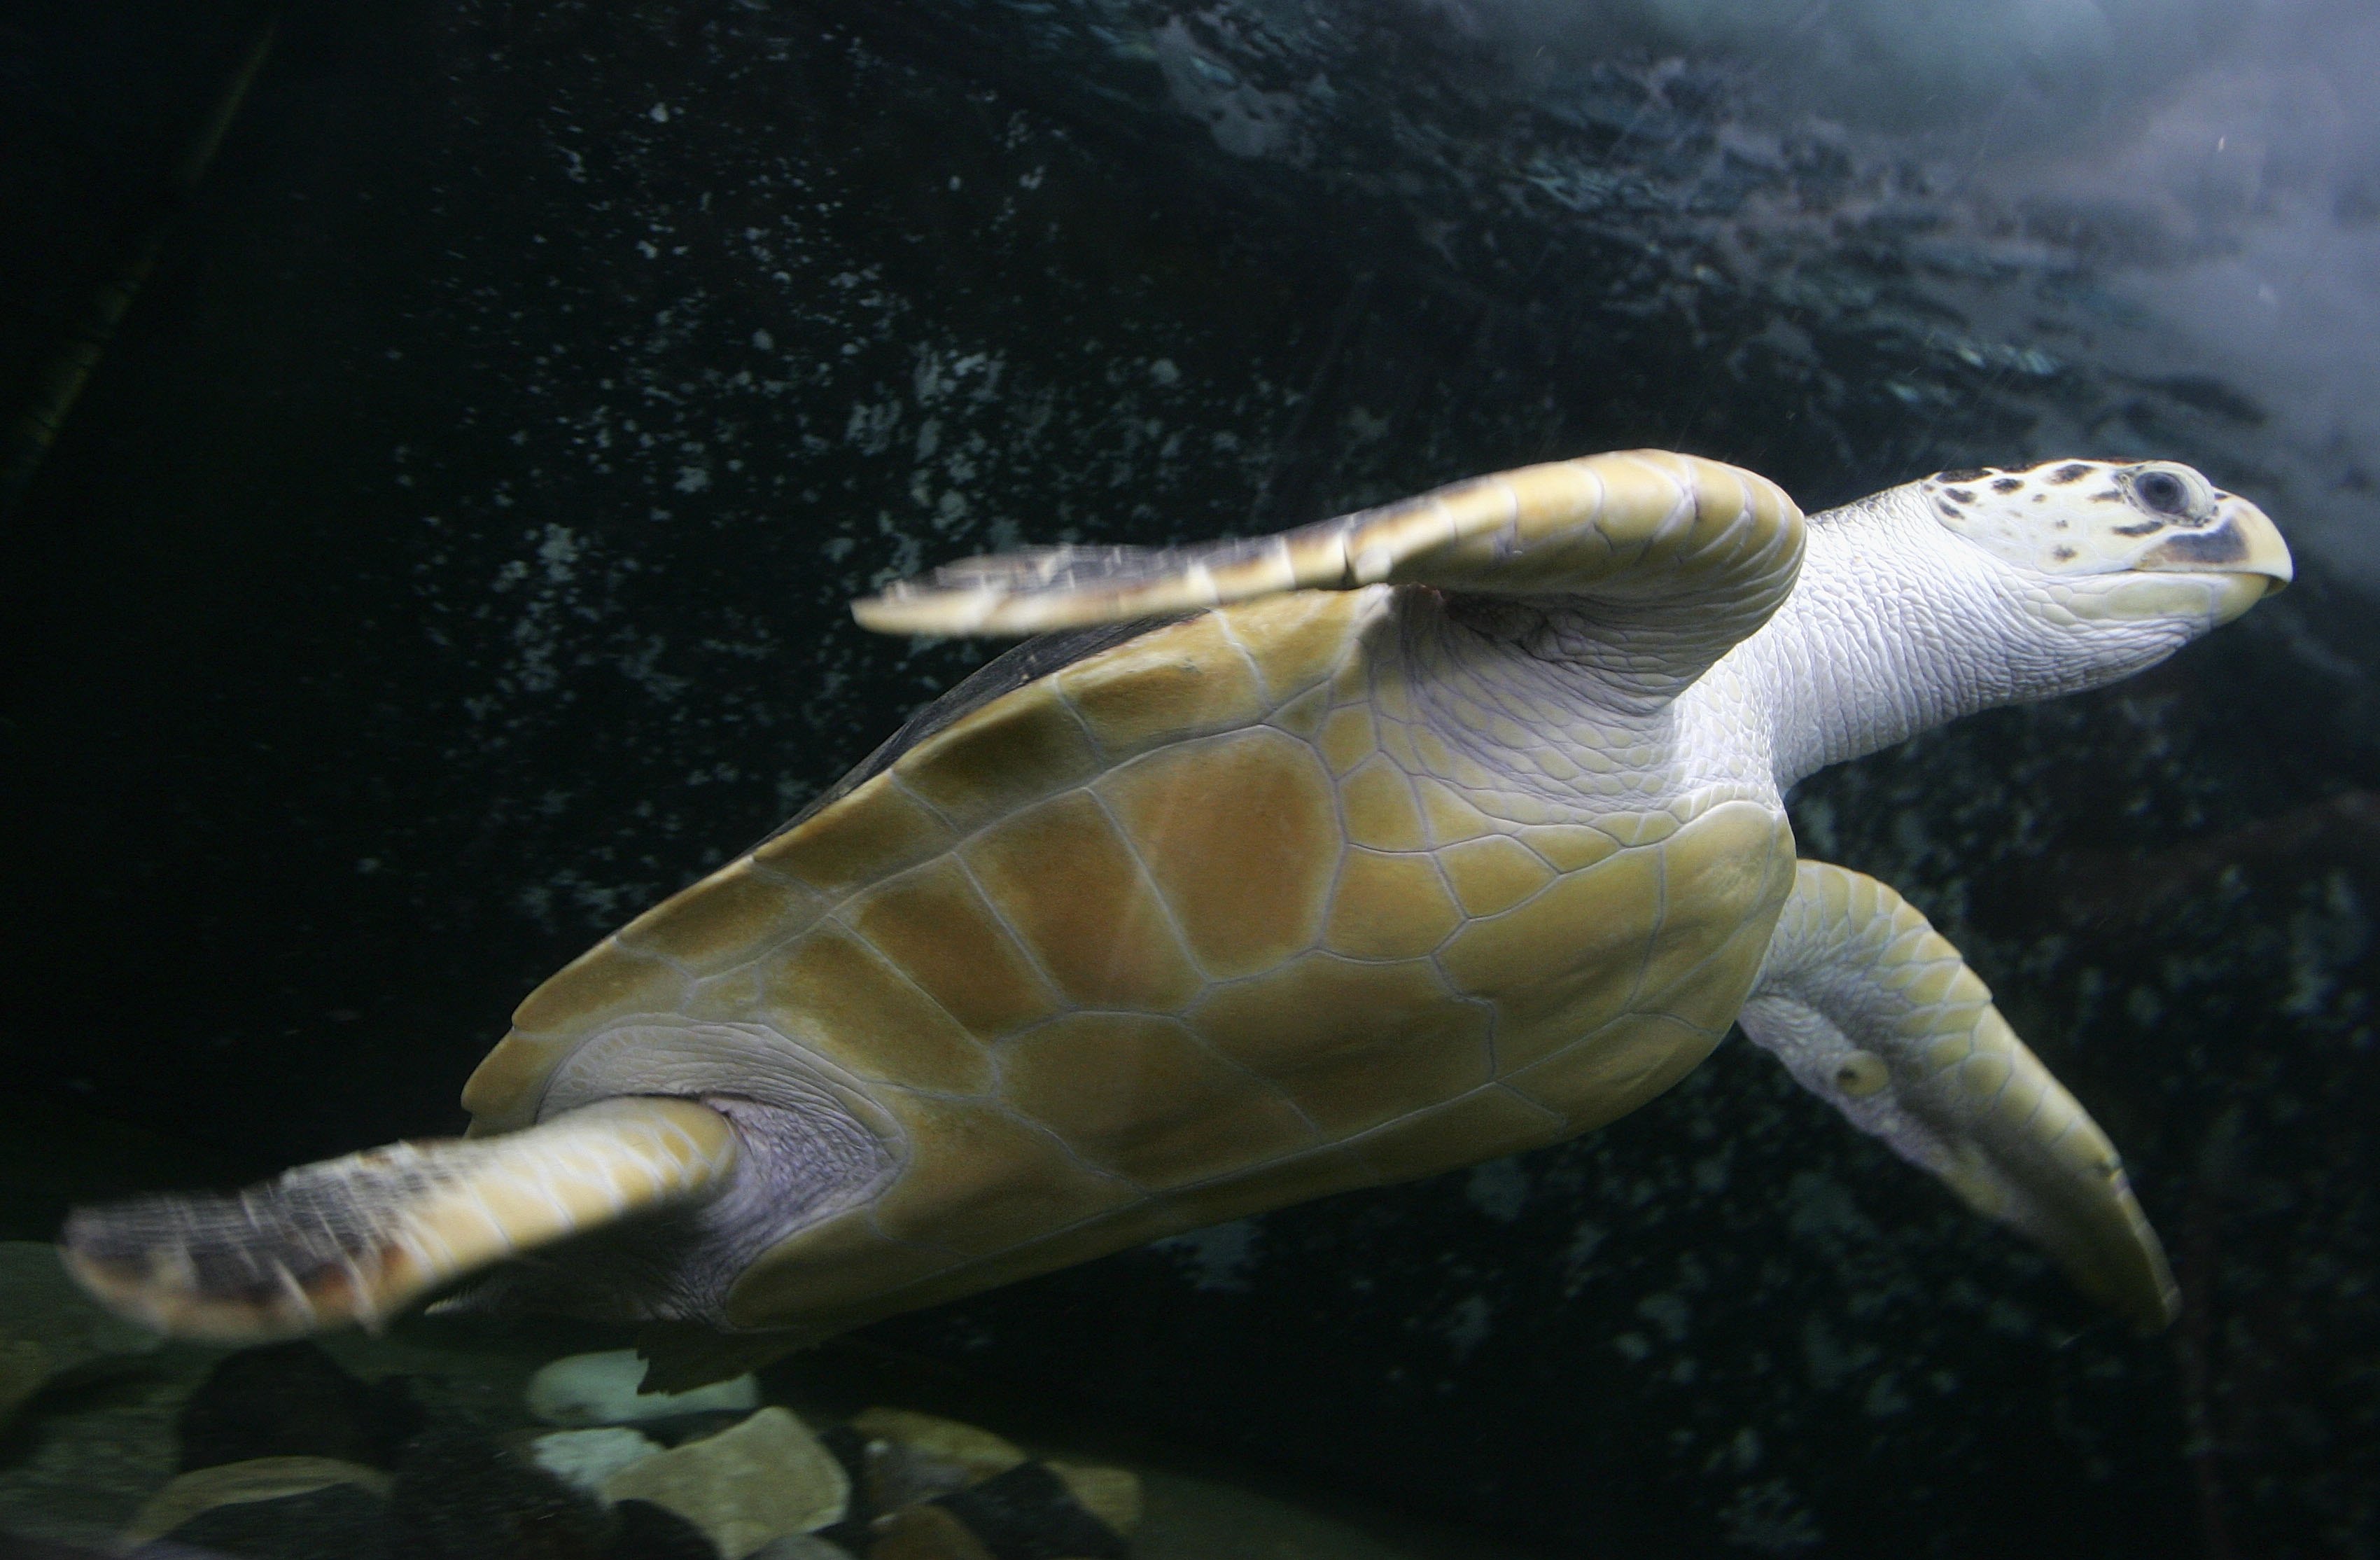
[2138,492,2293,618]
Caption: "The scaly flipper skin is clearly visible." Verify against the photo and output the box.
[1738,862,2179,1330]
[62,1097,737,1342]
[853,450,1803,649]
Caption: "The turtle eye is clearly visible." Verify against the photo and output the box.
[2131,468,2193,517]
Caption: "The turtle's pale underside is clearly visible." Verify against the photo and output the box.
[64,450,2290,1379]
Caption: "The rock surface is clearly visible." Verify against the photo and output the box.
[934,1461,1127,1559]
[530,1352,762,1428]
[135,1479,392,1560]
[745,1535,855,1560]
[0,1352,203,1546]
[0,1243,158,1431]
[1044,1461,1142,1538]
[847,1408,1026,1515]
[122,1456,393,1546]
[176,1341,420,1470]
[846,1409,1024,1482]
[611,1498,727,1560]
[384,1426,610,1559]
[530,1426,667,1499]
[600,1407,849,1556]
[0,1537,116,1560]
[863,1505,994,1560]
[0,1325,1508,1560]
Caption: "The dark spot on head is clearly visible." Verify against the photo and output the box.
[2143,526,2248,567]
[1946,489,1976,504]
[2054,518,2068,529]
[2090,488,2127,503]
[2050,463,2094,484]
[2032,494,2046,503]
[2052,545,2077,561]
[1934,467,1991,483]
[2112,518,2166,536]
[1992,478,2023,494]
[1936,499,1962,519]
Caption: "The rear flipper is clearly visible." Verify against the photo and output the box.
[61,1096,737,1341]
[1739,862,2178,1330]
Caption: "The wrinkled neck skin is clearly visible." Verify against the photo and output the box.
[1723,485,2196,792]
[1422,482,2198,807]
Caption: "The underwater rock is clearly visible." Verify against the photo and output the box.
[846,1409,1025,1515]
[808,1428,875,1543]
[830,1402,1141,1554]
[113,1439,735,1560]
[640,1411,768,1449]
[386,1426,610,1560]
[529,1427,666,1500]
[0,1348,50,1436]
[0,1538,116,1559]
[1040,1463,1141,1539]
[0,1242,158,1431]
[858,1442,973,1522]
[609,1498,724,1560]
[133,1479,392,1560]
[929,1462,1129,1560]
[864,1505,993,1560]
[743,1535,853,1560]
[529,1351,762,1427]
[121,1455,393,1547]
[176,1340,421,1471]
[599,1407,849,1556]
[846,1410,1024,1480]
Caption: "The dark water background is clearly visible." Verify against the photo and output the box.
[4,2,2376,1555]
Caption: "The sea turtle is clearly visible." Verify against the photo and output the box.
[64,449,2289,1370]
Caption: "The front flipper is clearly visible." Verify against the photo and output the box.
[60,1097,737,1342]
[1740,862,2178,1330]
[853,450,1804,659]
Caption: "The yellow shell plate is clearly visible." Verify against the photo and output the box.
[458,587,1795,1335]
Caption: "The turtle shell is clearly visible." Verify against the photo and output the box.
[458,587,1795,1337]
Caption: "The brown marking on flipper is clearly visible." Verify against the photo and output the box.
[61,1097,737,1342]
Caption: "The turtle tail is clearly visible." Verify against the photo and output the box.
[60,1096,738,1341]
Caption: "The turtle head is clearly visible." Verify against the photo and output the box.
[1768,455,2292,781]
[1921,458,2292,634]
